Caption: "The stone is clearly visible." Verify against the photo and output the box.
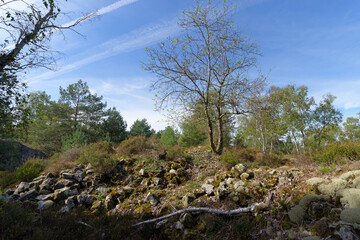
[37,200,54,210]
[54,181,65,190]
[105,194,115,210]
[36,194,53,201]
[77,194,95,206]
[140,179,149,186]
[139,169,146,176]
[16,182,30,194]
[46,172,54,179]
[62,172,74,180]
[152,177,161,186]
[318,178,348,197]
[5,188,15,195]
[33,175,46,182]
[74,170,86,182]
[53,187,71,201]
[337,225,360,240]
[60,205,70,213]
[62,179,75,187]
[182,195,189,208]
[169,169,178,177]
[0,195,9,203]
[21,189,38,200]
[226,178,235,185]
[299,194,322,209]
[65,197,76,209]
[288,205,305,224]
[201,184,214,195]
[303,237,320,240]
[174,221,184,230]
[231,163,246,177]
[29,180,42,191]
[240,173,249,181]
[91,200,103,212]
[337,188,360,208]
[145,192,159,206]
[40,178,55,191]
[340,208,360,224]
[234,180,245,189]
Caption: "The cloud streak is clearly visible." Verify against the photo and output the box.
[29,18,179,83]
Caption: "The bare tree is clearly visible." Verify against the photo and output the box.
[144,0,266,154]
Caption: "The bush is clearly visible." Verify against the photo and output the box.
[166,145,186,160]
[117,136,149,156]
[14,158,46,182]
[312,141,360,165]
[220,147,257,168]
[44,147,80,174]
[77,141,116,174]
[0,171,16,190]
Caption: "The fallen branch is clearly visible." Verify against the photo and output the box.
[132,202,266,228]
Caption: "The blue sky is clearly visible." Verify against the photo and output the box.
[17,0,360,130]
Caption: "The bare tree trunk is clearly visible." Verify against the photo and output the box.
[204,105,216,154]
[291,130,300,154]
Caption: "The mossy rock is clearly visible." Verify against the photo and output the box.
[318,178,348,197]
[288,205,305,224]
[340,208,360,224]
[340,170,360,180]
[299,194,322,209]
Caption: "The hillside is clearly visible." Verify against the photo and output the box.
[1,141,360,240]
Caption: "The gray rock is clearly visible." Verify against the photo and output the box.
[40,178,55,191]
[299,194,322,209]
[145,192,159,206]
[337,225,360,240]
[36,194,53,201]
[29,180,42,191]
[5,188,15,195]
[0,194,9,203]
[62,172,74,180]
[288,205,305,224]
[60,205,70,213]
[62,179,75,187]
[21,189,38,200]
[33,175,46,182]
[74,170,85,182]
[105,194,115,210]
[54,181,65,190]
[65,197,76,209]
[152,177,161,186]
[37,200,54,210]
[77,194,95,206]
[240,173,249,181]
[16,182,30,194]
[201,184,214,195]
[341,208,360,224]
[234,180,245,189]
[303,237,321,240]
[53,187,71,201]
[174,221,184,230]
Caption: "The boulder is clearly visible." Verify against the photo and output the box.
[74,170,85,182]
[77,194,95,206]
[20,189,38,200]
[36,194,53,201]
[337,188,360,208]
[15,182,30,194]
[201,184,214,195]
[37,200,54,211]
[233,180,245,189]
[340,208,360,224]
[62,172,75,180]
[288,205,305,224]
[299,194,322,209]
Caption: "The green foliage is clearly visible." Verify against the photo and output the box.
[117,136,149,156]
[61,130,87,150]
[312,141,360,165]
[165,145,187,160]
[342,115,360,141]
[179,121,207,147]
[160,126,179,147]
[14,158,46,182]
[129,119,154,138]
[101,107,127,144]
[0,171,16,190]
[220,147,256,168]
[318,164,336,174]
[77,141,116,175]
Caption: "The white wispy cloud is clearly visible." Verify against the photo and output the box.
[29,18,179,83]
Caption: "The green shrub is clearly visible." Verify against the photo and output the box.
[117,136,149,156]
[312,141,360,165]
[220,147,256,168]
[77,141,116,174]
[0,171,16,190]
[166,145,186,160]
[44,147,80,174]
[61,130,87,151]
[14,158,46,182]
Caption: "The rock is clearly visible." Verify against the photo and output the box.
[233,180,245,189]
[54,181,65,190]
[240,173,249,181]
[77,194,95,206]
[29,180,42,191]
[0,195,9,203]
[182,195,189,208]
[53,187,71,201]
[145,192,159,206]
[105,194,116,210]
[337,225,360,240]
[318,178,348,197]
[65,197,76,209]
[33,175,46,182]
[201,184,214,195]
[337,188,360,208]
[46,172,54,179]
[91,200,103,212]
[288,205,305,224]
[62,172,74,180]
[140,179,149,186]
[74,170,85,182]
[312,218,331,238]
[16,182,30,194]
[226,178,235,185]
[60,205,70,213]
[174,221,184,230]
[5,188,15,195]
[231,163,246,177]
[299,194,322,209]
[36,194,53,201]
[152,177,161,186]
[37,200,54,210]
[340,208,360,224]
[21,189,38,200]
[169,169,178,176]
[40,178,55,191]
